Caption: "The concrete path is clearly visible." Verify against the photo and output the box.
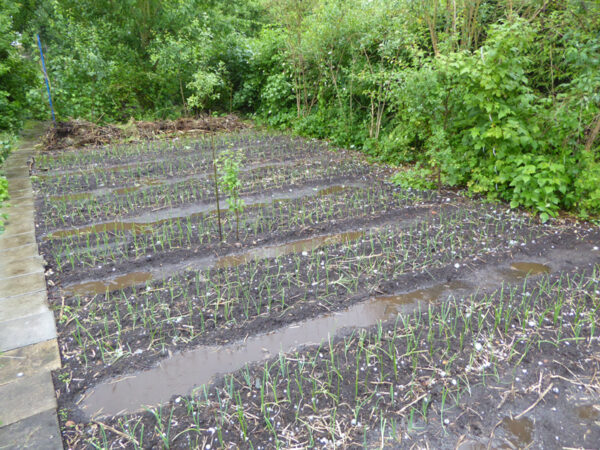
[0,125,63,449]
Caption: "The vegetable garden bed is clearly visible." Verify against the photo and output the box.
[34,131,600,449]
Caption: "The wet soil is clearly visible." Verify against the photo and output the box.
[35,130,600,449]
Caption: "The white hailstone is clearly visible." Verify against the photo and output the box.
[444,419,450,425]
[593,246,599,251]
[528,320,536,327]
[351,419,357,426]
[553,387,560,393]
[302,251,308,256]
[522,369,527,374]
[474,342,483,351]
[451,379,457,386]
[454,263,460,269]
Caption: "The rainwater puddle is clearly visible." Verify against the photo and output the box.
[502,262,551,282]
[318,185,347,196]
[45,183,361,239]
[48,178,163,203]
[501,416,534,447]
[67,272,152,297]
[78,259,554,417]
[575,404,600,421]
[43,160,295,200]
[50,192,94,202]
[215,230,364,269]
[48,221,153,239]
[80,281,466,418]
[64,230,366,296]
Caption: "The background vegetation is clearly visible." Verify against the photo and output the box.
[1,0,599,219]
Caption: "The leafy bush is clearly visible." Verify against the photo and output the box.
[390,165,435,191]
[0,133,15,232]
[573,152,600,219]
[7,0,600,220]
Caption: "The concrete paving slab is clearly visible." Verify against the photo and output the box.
[5,197,34,208]
[5,170,29,179]
[4,156,29,163]
[1,214,35,237]
[0,232,37,251]
[0,291,48,322]
[1,204,35,219]
[0,310,56,352]
[4,165,30,173]
[0,123,61,447]
[6,187,33,199]
[0,250,44,268]
[0,371,57,427]
[0,256,43,280]
[0,409,63,449]
[4,168,29,176]
[0,271,45,299]
[5,153,30,160]
[0,339,60,385]
[7,178,31,194]
[0,247,41,264]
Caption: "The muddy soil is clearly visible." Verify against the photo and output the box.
[34,130,600,449]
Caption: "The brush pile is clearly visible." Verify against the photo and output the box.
[42,115,248,150]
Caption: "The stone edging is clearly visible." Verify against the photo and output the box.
[0,125,63,449]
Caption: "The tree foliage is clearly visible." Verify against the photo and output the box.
[3,0,600,218]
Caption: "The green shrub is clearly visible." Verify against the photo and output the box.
[390,165,435,191]
[0,133,15,232]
